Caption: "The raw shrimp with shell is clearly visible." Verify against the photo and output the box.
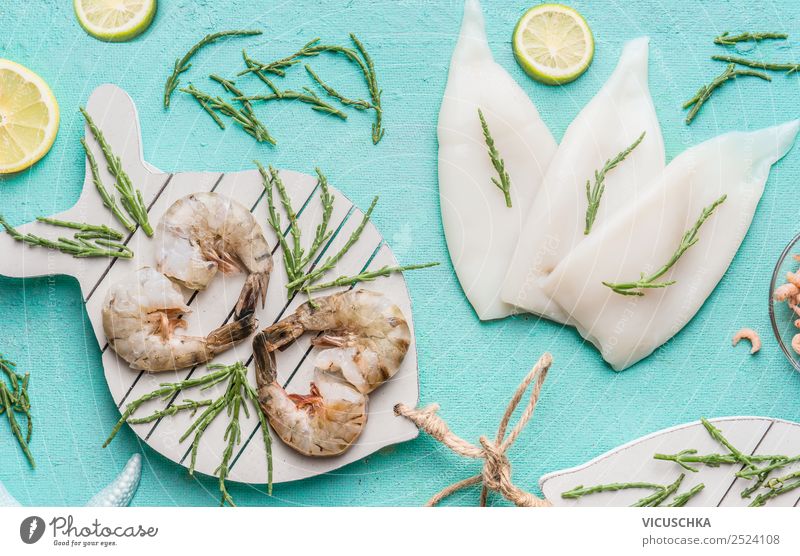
[103,267,257,372]
[258,289,411,394]
[254,334,367,457]
[156,192,273,318]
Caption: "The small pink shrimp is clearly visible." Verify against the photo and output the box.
[774,282,799,302]
[792,334,800,356]
[732,328,761,355]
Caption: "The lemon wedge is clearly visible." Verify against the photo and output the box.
[0,60,59,174]
[513,4,594,85]
[74,0,157,42]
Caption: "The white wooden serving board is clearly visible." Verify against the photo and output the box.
[540,417,800,507]
[0,84,419,485]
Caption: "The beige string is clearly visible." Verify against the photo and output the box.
[394,352,553,507]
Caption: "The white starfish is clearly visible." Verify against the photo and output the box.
[0,453,141,507]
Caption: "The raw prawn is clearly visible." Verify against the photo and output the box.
[259,289,411,394]
[156,192,273,318]
[103,267,257,372]
[254,334,367,457]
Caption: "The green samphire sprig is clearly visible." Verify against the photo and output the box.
[751,470,800,507]
[255,161,437,298]
[235,88,348,120]
[0,354,34,468]
[653,449,781,472]
[104,362,272,507]
[304,262,441,294]
[714,31,788,45]
[181,84,276,145]
[477,109,512,208]
[0,215,133,259]
[710,54,800,74]
[80,138,135,232]
[305,65,375,111]
[683,64,770,124]
[562,474,703,507]
[603,194,727,296]
[163,30,262,108]
[80,107,153,236]
[285,195,379,293]
[669,484,706,507]
[655,418,800,505]
[584,132,645,235]
[239,35,384,143]
[209,73,258,120]
[563,417,800,507]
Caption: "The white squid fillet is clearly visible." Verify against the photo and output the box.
[541,121,800,370]
[502,37,665,322]
[438,0,557,320]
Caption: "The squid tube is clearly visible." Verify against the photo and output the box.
[438,0,557,320]
[502,37,665,322]
[542,121,799,370]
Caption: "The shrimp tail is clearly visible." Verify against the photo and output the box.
[205,312,258,355]
[253,332,278,400]
[235,272,271,319]
[262,317,305,351]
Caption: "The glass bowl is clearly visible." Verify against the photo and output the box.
[769,231,800,373]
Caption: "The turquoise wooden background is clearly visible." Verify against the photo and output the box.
[1,0,800,506]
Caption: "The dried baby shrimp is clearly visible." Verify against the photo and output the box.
[103,267,257,372]
[773,282,799,302]
[156,192,273,319]
[772,260,800,355]
[732,328,761,355]
[254,334,367,457]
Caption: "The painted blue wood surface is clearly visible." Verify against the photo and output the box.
[1,0,800,505]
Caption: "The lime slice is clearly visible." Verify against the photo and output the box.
[73,0,157,42]
[0,60,60,174]
[513,4,594,85]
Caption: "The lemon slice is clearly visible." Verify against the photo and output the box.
[0,60,59,174]
[74,0,157,42]
[513,4,594,85]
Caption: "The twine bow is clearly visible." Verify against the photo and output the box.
[394,353,553,507]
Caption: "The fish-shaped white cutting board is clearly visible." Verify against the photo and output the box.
[541,417,800,507]
[0,84,420,485]
[438,0,557,321]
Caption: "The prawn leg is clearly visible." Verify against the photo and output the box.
[311,334,348,348]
